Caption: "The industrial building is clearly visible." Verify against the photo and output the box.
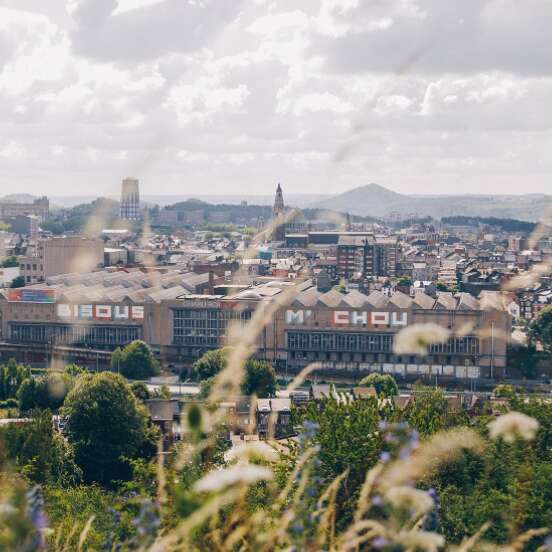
[18,236,104,284]
[0,196,49,222]
[0,268,510,380]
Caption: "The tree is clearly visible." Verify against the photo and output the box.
[0,359,30,400]
[1,409,82,485]
[62,372,152,485]
[193,349,276,397]
[359,373,398,397]
[436,281,450,292]
[193,348,229,380]
[492,384,517,399]
[17,372,75,412]
[111,340,160,380]
[297,395,383,524]
[397,276,413,287]
[243,360,277,398]
[529,306,552,354]
[403,387,465,436]
[10,275,25,288]
[1,256,18,268]
[506,344,538,379]
[130,381,151,402]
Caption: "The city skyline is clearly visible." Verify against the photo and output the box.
[1,1,552,197]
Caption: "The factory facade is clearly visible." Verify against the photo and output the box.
[0,270,510,380]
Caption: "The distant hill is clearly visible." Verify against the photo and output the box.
[0,193,37,203]
[311,184,552,222]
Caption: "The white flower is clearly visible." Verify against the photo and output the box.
[385,486,434,517]
[226,441,279,463]
[488,411,539,443]
[194,464,273,493]
[393,324,450,356]
[394,530,444,552]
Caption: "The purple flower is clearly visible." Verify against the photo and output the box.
[302,420,319,439]
[398,446,411,460]
[380,451,391,463]
[378,420,388,431]
[543,535,552,551]
[25,486,49,550]
[371,495,383,507]
[291,521,304,535]
[372,537,388,549]
[307,486,317,498]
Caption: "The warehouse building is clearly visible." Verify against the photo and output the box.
[0,270,510,380]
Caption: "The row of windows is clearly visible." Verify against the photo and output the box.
[172,308,252,345]
[20,263,43,271]
[9,323,141,346]
[288,350,476,365]
[287,331,394,352]
[173,308,253,321]
[287,331,479,356]
[429,336,479,355]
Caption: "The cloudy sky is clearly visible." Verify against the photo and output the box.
[1,0,552,198]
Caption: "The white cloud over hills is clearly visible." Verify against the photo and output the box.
[0,0,551,197]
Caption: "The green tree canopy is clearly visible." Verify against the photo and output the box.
[111,340,160,380]
[403,387,465,436]
[492,384,517,399]
[0,359,30,400]
[17,372,75,412]
[359,373,398,397]
[1,409,82,485]
[130,381,151,402]
[529,305,552,354]
[193,348,229,380]
[10,275,25,288]
[506,344,538,379]
[296,395,383,523]
[193,349,276,397]
[62,372,152,485]
[242,360,277,398]
[397,275,413,287]
[0,256,18,268]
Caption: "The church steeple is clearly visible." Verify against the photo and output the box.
[273,182,284,217]
[272,182,286,241]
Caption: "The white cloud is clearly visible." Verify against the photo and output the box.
[0,0,551,196]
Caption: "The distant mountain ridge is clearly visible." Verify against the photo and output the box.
[311,183,551,222]
[0,193,38,203]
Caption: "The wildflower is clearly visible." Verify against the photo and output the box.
[394,530,444,552]
[385,486,434,517]
[371,495,383,507]
[398,447,411,460]
[380,451,391,463]
[372,537,388,549]
[307,486,317,498]
[194,464,273,493]
[393,324,450,356]
[291,521,304,535]
[488,411,539,443]
[423,489,441,532]
[378,420,388,431]
[543,535,552,551]
[302,420,319,439]
[25,486,49,550]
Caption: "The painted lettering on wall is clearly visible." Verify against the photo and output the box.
[56,304,144,321]
[286,309,408,327]
[285,309,312,324]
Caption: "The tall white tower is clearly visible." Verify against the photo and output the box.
[119,177,140,220]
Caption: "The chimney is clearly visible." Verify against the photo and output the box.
[208,270,215,295]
